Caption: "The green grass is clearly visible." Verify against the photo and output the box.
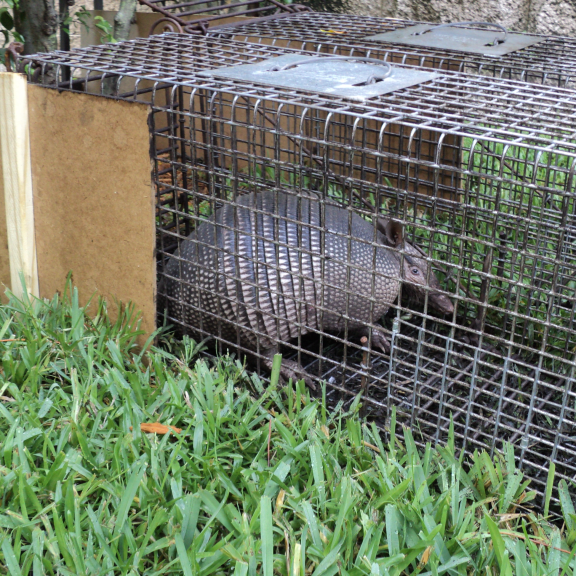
[1,286,576,574]
[420,138,576,360]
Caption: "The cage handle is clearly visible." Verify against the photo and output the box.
[414,21,508,46]
[267,56,393,80]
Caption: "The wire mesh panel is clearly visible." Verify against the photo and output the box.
[206,12,576,88]
[22,34,576,499]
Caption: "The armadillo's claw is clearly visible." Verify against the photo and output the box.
[356,327,391,354]
[262,352,317,391]
[280,359,318,391]
[372,329,391,354]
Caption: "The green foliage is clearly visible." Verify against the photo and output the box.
[92,14,116,44]
[388,137,576,364]
[0,285,575,574]
[0,0,25,67]
[70,7,116,44]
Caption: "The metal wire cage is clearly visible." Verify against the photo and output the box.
[22,34,576,501]
[203,12,576,89]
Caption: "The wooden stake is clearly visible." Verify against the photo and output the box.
[0,72,39,299]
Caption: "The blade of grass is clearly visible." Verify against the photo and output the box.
[2,538,24,576]
[261,496,273,576]
[175,533,194,576]
[544,462,556,518]
[112,456,147,538]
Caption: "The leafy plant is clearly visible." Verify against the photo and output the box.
[0,0,25,68]
[72,6,116,44]
[93,15,115,43]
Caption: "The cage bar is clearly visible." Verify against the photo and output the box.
[137,0,311,35]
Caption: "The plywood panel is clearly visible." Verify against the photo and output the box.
[28,86,156,345]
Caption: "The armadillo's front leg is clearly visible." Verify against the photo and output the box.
[356,326,391,354]
[261,350,317,391]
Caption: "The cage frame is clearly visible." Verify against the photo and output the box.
[19,33,576,502]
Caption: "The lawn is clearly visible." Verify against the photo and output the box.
[0,285,575,575]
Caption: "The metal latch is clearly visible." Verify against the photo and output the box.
[199,54,437,100]
[365,22,545,57]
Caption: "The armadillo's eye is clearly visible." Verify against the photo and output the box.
[412,268,420,275]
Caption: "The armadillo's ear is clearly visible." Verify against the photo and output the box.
[376,218,403,247]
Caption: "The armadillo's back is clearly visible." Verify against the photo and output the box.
[163,191,400,352]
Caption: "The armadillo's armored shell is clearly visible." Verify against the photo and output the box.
[163,191,401,350]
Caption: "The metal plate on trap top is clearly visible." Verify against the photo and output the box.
[365,24,545,57]
[198,54,437,100]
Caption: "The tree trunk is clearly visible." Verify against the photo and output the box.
[15,0,58,55]
[102,0,137,95]
[114,0,137,42]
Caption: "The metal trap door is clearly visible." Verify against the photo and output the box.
[365,22,545,57]
[199,54,437,100]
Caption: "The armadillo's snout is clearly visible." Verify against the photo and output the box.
[429,292,454,315]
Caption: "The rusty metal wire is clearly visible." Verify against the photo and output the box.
[137,0,310,36]
[22,34,576,501]
[207,12,576,89]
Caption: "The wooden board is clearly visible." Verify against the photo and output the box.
[0,72,37,302]
[27,86,156,345]
[0,132,13,302]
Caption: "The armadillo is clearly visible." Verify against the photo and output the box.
[162,190,453,386]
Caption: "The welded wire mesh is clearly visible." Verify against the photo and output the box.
[22,34,576,500]
[206,12,576,88]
